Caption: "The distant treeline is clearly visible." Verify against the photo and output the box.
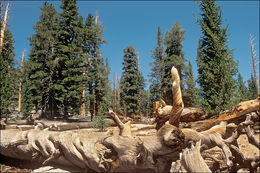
[0,0,258,120]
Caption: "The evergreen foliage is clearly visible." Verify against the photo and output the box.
[149,26,164,104]
[196,0,238,114]
[0,29,16,116]
[183,61,200,107]
[120,46,144,116]
[21,61,34,117]
[24,2,60,118]
[235,73,248,102]
[161,22,187,105]
[83,13,107,119]
[84,13,96,119]
[22,1,109,119]
[247,74,258,100]
[55,0,87,118]
[93,102,109,131]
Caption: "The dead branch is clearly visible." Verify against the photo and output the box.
[170,140,211,173]
[0,2,9,53]
[107,110,132,137]
[169,66,184,127]
[244,114,260,149]
[154,66,184,130]
[222,114,260,172]
[229,145,260,172]
[181,121,234,167]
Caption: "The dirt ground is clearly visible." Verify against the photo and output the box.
[0,122,259,173]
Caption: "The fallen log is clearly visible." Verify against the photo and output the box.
[0,114,187,172]
[187,98,260,132]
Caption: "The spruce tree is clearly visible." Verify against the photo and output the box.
[247,74,258,100]
[0,29,16,117]
[161,22,187,105]
[120,46,144,116]
[183,61,200,107]
[55,0,86,118]
[149,26,164,104]
[26,2,59,118]
[21,61,34,117]
[196,0,238,114]
[95,57,111,113]
[235,73,248,102]
[93,18,107,117]
[84,13,96,119]
[83,13,106,119]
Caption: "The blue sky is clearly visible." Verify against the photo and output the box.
[7,1,259,89]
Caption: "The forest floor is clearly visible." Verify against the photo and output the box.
[0,119,259,173]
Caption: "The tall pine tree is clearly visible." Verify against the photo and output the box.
[183,61,200,107]
[55,0,86,118]
[0,29,16,117]
[25,2,59,118]
[120,46,144,116]
[247,74,258,100]
[235,73,248,102]
[161,22,187,105]
[149,26,164,104]
[82,13,107,119]
[196,0,238,114]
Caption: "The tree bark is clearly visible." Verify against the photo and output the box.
[154,66,184,130]
[0,2,9,53]
[186,98,260,132]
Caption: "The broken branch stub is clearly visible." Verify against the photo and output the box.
[154,66,184,130]
[107,110,132,137]
[169,66,184,127]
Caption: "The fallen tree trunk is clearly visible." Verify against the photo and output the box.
[0,116,187,172]
[187,98,260,132]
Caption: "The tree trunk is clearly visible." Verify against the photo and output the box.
[0,2,9,53]
[0,113,187,172]
[249,35,259,96]
[187,97,260,132]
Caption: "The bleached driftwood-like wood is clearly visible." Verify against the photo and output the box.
[223,113,260,172]
[0,2,9,53]
[170,140,211,173]
[107,110,133,137]
[0,116,188,172]
[169,66,184,127]
[154,66,184,130]
[187,98,260,132]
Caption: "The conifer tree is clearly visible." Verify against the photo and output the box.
[82,13,106,119]
[93,18,107,117]
[247,74,258,100]
[0,29,16,117]
[161,22,187,105]
[183,61,200,107]
[235,73,248,102]
[55,0,86,118]
[120,46,144,116]
[21,61,34,117]
[149,26,164,104]
[196,0,238,114]
[26,2,59,118]
[95,57,112,113]
[84,13,96,119]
